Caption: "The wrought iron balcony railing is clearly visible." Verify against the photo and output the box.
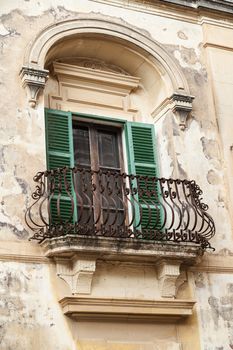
[25,166,215,250]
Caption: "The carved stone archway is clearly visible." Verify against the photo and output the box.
[20,14,194,128]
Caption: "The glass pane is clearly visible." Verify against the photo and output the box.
[73,126,91,166]
[98,130,119,168]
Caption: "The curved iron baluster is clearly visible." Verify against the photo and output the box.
[132,175,144,230]
[56,169,63,223]
[190,181,215,239]
[182,180,198,233]
[63,166,75,222]
[180,180,192,232]
[25,171,46,231]
[108,173,121,229]
[47,170,56,228]
[172,180,184,232]
[91,170,101,228]
[72,166,84,225]
[156,179,167,231]
[160,178,174,231]
[81,168,94,226]
[38,174,50,227]
[115,174,127,228]
[125,174,136,228]
[137,175,153,231]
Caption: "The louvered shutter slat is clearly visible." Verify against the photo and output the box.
[45,108,77,224]
[125,122,161,234]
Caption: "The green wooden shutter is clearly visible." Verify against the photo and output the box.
[125,122,161,235]
[45,108,77,224]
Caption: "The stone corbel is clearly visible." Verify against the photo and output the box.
[20,66,49,108]
[171,92,194,131]
[156,259,182,298]
[55,257,96,295]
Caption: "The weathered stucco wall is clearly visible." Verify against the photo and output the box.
[0,1,233,349]
[194,271,233,349]
[0,260,76,349]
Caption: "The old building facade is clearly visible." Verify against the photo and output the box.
[0,0,233,349]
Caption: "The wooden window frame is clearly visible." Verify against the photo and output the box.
[72,119,125,173]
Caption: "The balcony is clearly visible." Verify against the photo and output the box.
[26,166,215,251]
[25,166,215,302]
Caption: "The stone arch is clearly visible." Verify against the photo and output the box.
[24,15,189,92]
[21,14,193,128]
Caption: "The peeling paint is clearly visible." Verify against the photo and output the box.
[201,137,221,161]
[0,222,28,239]
[207,169,220,185]
[174,48,202,70]
[15,177,28,194]
[194,272,205,288]
[177,30,188,40]
[0,23,10,36]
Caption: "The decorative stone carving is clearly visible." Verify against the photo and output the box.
[55,57,129,75]
[171,92,194,130]
[55,257,96,294]
[20,66,49,108]
[156,259,182,298]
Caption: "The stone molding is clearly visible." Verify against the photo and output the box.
[52,62,140,90]
[89,1,233,37]
[20,66,49,108]
[161,0,233,14]
[40,234,203,263]
[55,257,96,294]
[1,250,233,274]
[92,0,233,17]
[59,296,196,321]
[0,240,232,275]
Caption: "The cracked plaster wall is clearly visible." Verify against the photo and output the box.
[0,261,76,350]
[0,1,233,349]
[194,272,233,350]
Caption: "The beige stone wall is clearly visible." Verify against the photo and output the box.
[0,1,233,349]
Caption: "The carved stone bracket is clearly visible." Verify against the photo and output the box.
[20,66,49,108]
[156,259,182,298]
[175,269,187,296]
[171,92,194,130]
[55,257,96,295]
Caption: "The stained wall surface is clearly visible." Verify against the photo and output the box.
[0,1,233,349]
